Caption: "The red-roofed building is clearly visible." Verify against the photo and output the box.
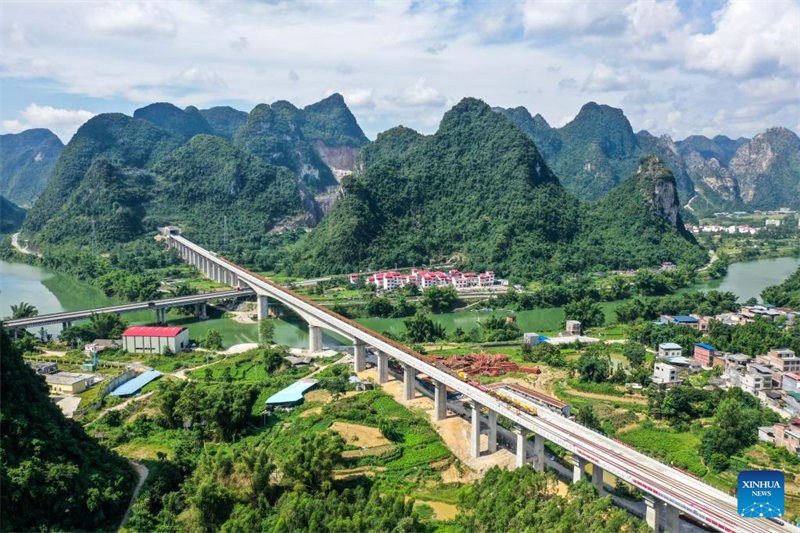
[122,326,189,354]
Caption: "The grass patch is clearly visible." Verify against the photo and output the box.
[616,426,706,477]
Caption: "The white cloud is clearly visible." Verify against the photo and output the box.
[344,89,376,109]
[583,63,647,92]
[522,0,625,35]
[0,0,796,141]
[685,0,800,78]
[86,2,177,38]
[167,67,227,90]
[1,104,96,142]
[394,78,446,107]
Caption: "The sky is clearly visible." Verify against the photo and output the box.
[1,0,798,143]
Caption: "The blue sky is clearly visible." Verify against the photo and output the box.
[1,0,797,143]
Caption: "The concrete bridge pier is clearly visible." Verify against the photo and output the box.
[487,411,498,453]
[194,303,208,319]
[61,321,72,331]
[470,402,482,457]
[376,351,389,383]
[402,363,416,401]
[353,340,366,372]
[572,456,588,483]
[308,325,322,352]
[644,495,660,532]
[433,380,447,420]
[592,465,605,495]
[532,432,545,471]
[514,426,527,468]
[257,295,269,320]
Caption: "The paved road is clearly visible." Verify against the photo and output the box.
[118,461,149,531]
[10,232,40,257]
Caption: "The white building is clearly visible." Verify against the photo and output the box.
[652,363,681,385]
[782,373,800,394]
[122,326,190,354]
[658,342,682,358]
[742,364,774,395]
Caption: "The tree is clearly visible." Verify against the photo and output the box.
[259,320,275,346]
[10,302,38,319]
[700,396,760,461]
[576,405,602,431]
[523,342,567,368]
[203,329,223,351]
[261,347,285,373]
[622,342,647,367]
[403,311,446,343]
[421,285,458,313]
[365,297,394,317]
[279,431,345,492]
[563,297,604,329]
[576,349,611,383]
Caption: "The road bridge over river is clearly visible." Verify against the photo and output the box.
[163,228,792,533]
[5,289,253,332]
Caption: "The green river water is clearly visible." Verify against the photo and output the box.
[2,256,798,347]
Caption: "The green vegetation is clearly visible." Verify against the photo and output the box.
[289,98,705,281]
[0,128,63,206]
[762,265,800,307]
[9,301,37,319]
[0,327,135,531]
[498,102,694,202]
[630,317,800,356]
[0,195,26,233]
[455,466,647,532]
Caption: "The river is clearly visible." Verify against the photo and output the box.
[2,256,797,345]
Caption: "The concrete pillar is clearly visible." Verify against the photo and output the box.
[572,456,587,483]
[592,465,605,495]
[308,325,322,352]
[257,295,269,320]
[532,432,545,472]
[200,302,208,319]
[487,411,498,453]
[644,495,660,532]
[663,502,680,533]
[434,381,447,420]
[402,363,416,401]
[353,340,366,372]
[376,351,389,383]
[471,402,482,458]
[515,426,527,468]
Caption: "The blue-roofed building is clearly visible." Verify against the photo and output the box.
[110,370,162,397]
[694,343,716,367]
[660,314,701,330]
[266,379,318,408]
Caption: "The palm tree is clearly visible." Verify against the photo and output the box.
[11,302,38,319]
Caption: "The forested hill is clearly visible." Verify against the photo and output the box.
[496,102,695,203]
[288,98,704,280]
[0,327,135,531]
[579,155,706,270]
[0,128,64,206]
[18,94,370,269]
[0,195,26,233]
[497,103,800,215]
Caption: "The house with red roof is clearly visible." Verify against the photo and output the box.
[122,326,190,354]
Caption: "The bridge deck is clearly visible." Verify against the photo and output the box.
[169,234,785,533]
[5,288,254,329]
